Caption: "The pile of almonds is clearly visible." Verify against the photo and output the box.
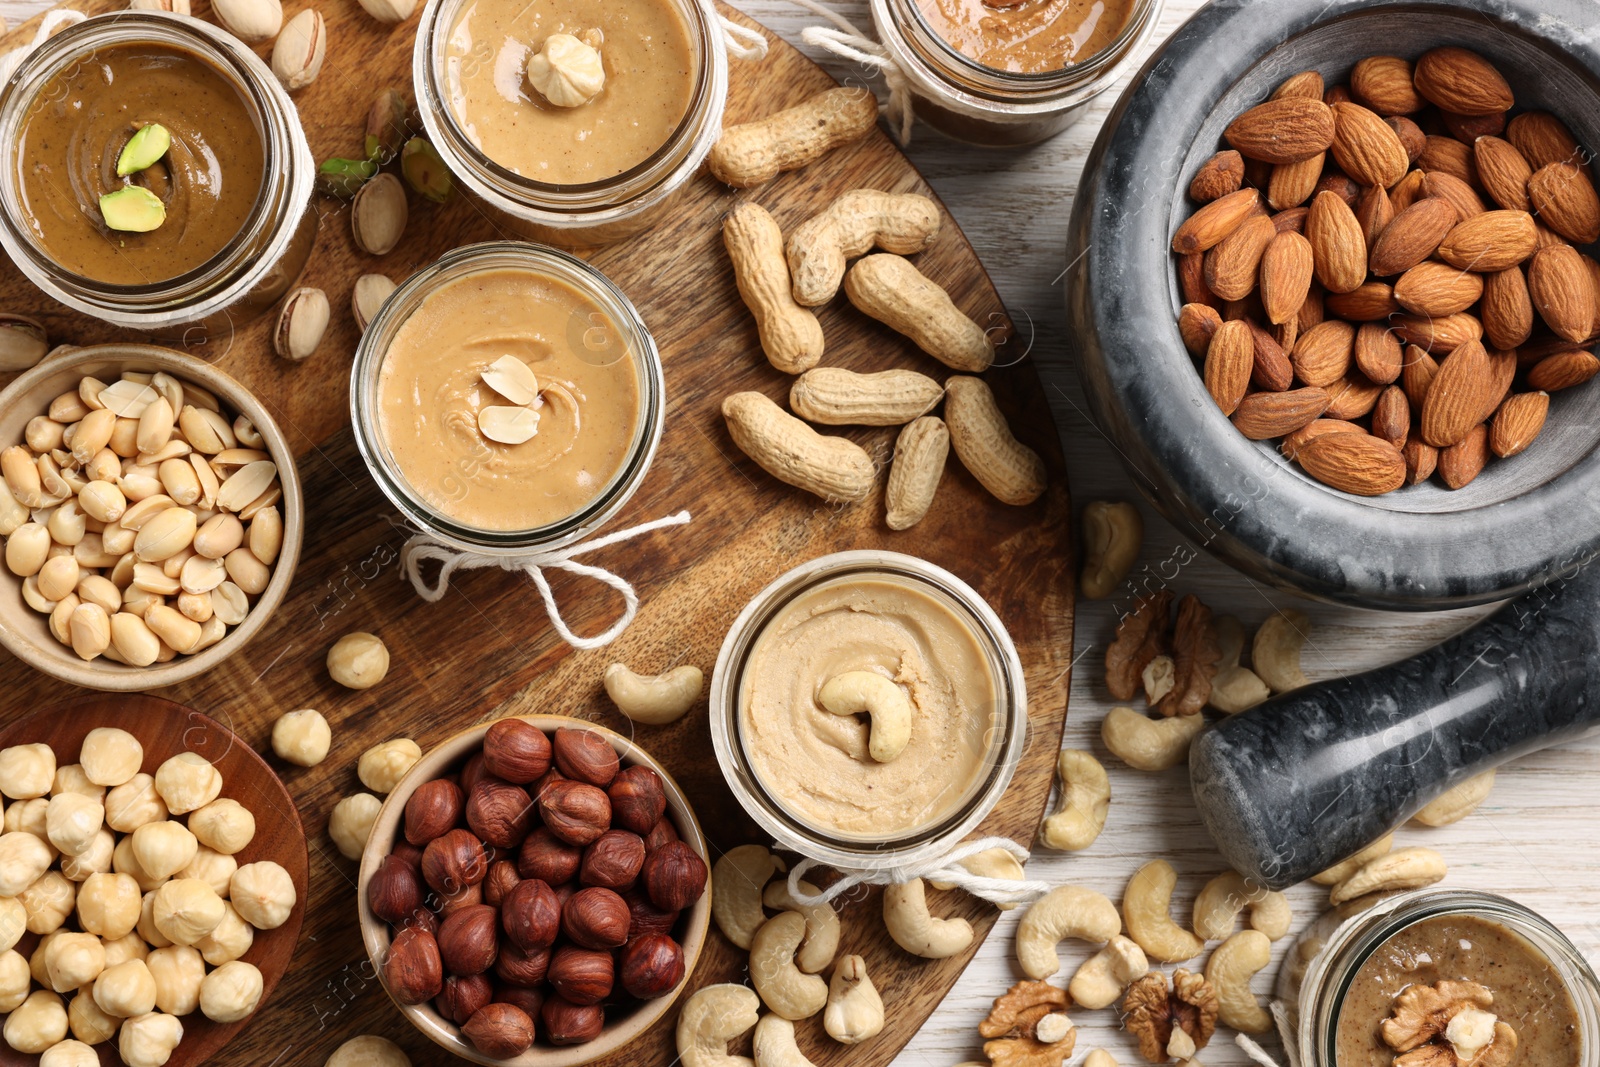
[1174,46,1600,495]
[368,721,706,1059]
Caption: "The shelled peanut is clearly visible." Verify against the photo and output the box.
[1175,46,1599,495]
[0,371,284,664]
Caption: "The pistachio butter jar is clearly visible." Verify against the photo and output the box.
[710,550,1027,871]
[350,241,665,555]
[870,0,1162,146]
[0,13,316,337]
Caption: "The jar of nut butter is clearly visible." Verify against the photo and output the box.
[870,0,1162,145]
[0,13,316,338]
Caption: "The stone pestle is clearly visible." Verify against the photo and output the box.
[1189,565,1600,890]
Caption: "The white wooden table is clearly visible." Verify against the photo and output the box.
[2,0,1595,1061]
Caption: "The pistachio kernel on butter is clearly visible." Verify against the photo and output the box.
[115,122,171,177]
[99,186,166,233]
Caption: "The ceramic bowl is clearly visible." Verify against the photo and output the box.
[1065,0,1600,610]
[357,715,712,1067]
[0,344,303,688]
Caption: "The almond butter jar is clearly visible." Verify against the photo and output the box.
[0,13,316,338]
[709,551,1027,871]
[870,0,1162,146]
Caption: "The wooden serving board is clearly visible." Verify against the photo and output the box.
[0,3,1076,1065]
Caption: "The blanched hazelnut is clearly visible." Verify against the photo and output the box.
[77,872,142,940]
[80,728,143,788]
[0,949,28,1012]
[112,836,162,892]
[193,901,253,966]
[152,753,222,815]
[138,891,173,949]
[118,1011,183,1067]
[51,764,106,801]
[131,821,198,881]
[105,775,167,833]
[44,932,105,993]
[328,632,389,689]
[95,958,159,1017]
[271,709,330,767]
[5,989,67,1053]
[0,743,57,800]
[45,793,104,858]
[21,871,76,934]
[68,987,119,1043]
[102,932,149,968]
[326,1034,413,1067]
[329,793,382,861]
[198,959,262,1023]
[188,798,256,855]
[60,829,114,881]
[358,738,421,795]
[40,1038,99,1067]
[0,896,24,952]
[5,796,51,841]
[229,861,296,930]
[145,946,203,1016]
[179,846,237,898]
[152,878,225,945]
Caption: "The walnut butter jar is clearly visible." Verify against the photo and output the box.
[0,13,316,335]
[870,0,1162,145]
[412,0,727,246]
[709,551,1027,870]
[350,242,664,554]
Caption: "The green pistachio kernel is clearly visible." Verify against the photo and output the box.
[115,123,171,177]
[316,157,377,198]
[400,137,452,204]
[99,186,166,232]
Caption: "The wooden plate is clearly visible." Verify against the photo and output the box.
[0,695,309,1067]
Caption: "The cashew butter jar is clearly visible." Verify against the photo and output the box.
[710,551,1027,870]
[0,13,316,337]
[412,0,727,246]
[350,241,664,553]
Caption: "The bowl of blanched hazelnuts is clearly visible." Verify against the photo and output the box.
[356,716,711,1067]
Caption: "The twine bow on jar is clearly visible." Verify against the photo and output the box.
[783,837,1051,908]
[787,0,916,144]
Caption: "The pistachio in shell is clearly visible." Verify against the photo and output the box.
[400,137,453,203]
[0,315,48,372]
[99,186,166,232]
[351,172,409,256]
[364,89,411,163]
[317,157,377,198]
[274,286,330,362]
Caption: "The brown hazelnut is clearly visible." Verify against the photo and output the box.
[541,994,604,1045]
[460,752,490,795]
[517,828,581,884]
[483,861,521,908]
[494,942,551,988]
[493,985,544,1021]
[462,1002,535,1059]
[436,973,493,1025]
[368,853,425,924]
[397,906,439,937]
[501,877,561,951]
[437,880,484,917]
[405,778,464,846]
[392,840,425,868]
[561,886,630,950]
[620,934,685,999]
[579,830,645,889]
[466,779,536,848]
[642,816,678,853]
[552,727,620,787]
[482,719,553,784]
[622,886,680,940]
[384,926,444,1005]
[538,780,612,846]
[607,765,667,835]
[642,841,707,911]
[547,945,614,1005]
[438,903,500,976]
[530,766,565,801]
[422,828,489,895]
[553,883,576,909]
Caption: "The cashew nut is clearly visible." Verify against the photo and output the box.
[1085,1050,1120,1067]
[1039,750,1110,852]
[677,984,759,1067]
[817,671,912,763]
[1208,616,1272,713]
[1141,656,1176,706]
[1203,930,1273,1033]
[882,878,973,960]
[752,1015,818,1067]
[1123,860,1205,963]
[1081,501,1143,600]
[1329,847,1447,906]
[713,845,786,951]
[1101,707,1206,772]
[1311,834,1395,886]
[604,663,704,725]
[928,848,1026,910]
[1068,935,1149,1010]
[1253,611,1310,692]
[1015,885,1121,979]
[750,912,828,1020]
[1412,769,1496,827]
[1192,871,1292,942]
[1036,1013,1076,1045]
[762,879,839,974]
[823,954,884,1044]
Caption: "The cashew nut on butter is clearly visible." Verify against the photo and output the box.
[711,845,785,950]
[1412,769,1496,827]
[1080,501,1143,600]
[677,983,759,1067]
[1329,847,1448,906]
[1192,871,1292,942]
[927,847,1026,910]
[1204,930,1273,1033]
[1040,749,1110,852]
[604,663,704,725]
[1015,884,1121,979]
[823,954,884,1044]
[1068,935,1149,1010]
[1123,860,1205,963]
[762,879,839,974]
[271,709,331,767]
[1101,707,1206,772]
[817,671,912,763]
[1253,610,1310,692]
[752,1015,818,1067]
[749,912,827,1020]
[882,878,973,960]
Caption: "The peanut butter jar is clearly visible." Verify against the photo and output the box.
[709,551,1027,870]
[870,0,1162,146]
[0,13,316,337]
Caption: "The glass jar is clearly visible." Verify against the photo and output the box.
[709,550,1028,871]
[412,0,727,248]
[350,241,665,555]
[1286,889,1600,1067]
[869,0,1163,146]
[0,13,316,339]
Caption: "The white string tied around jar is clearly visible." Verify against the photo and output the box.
[719,16,770,61]
[786,0,915,145]
[399,509,691,651]
[784,836,1051,908]
[0,9,87,84]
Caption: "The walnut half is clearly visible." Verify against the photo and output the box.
[1121,970,1220,1063]
[982,980,1076,1067]
[1382,981,1519,1067]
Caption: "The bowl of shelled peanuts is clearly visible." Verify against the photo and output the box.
[0,344,302,689]
[1067,0,1600,610]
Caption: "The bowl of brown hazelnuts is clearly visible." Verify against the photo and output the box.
[355,716,712,1066]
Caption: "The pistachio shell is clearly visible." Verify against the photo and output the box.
[212,0,282,41]
[351,173,408,255]
[0,315,48,372]
[352,274,396,332]
[273,287,330,362]
[270,8,325,91]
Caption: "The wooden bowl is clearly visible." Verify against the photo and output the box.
[0,344,303,689]
[357,716,712,1067]
[0,694,310,1067]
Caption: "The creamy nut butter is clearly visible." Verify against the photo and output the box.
[915,0,1134,72]
[738,574,999,838]
[375,266,641,532]
[442,0,695,185]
